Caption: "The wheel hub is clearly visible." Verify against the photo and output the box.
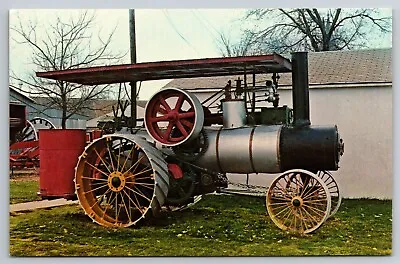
[108,171,126,192]
[168,112,180,123]
[291,196,303,207]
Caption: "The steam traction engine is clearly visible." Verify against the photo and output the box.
[36,52,344,234]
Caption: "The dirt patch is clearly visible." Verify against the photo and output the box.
[10,169,39,182]
[10,175,39,182]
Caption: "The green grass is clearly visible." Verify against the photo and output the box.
[9,179,41,204]
[9,194,392,257]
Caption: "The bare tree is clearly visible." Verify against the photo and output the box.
[10,11,126,128]
[218,8,392,56]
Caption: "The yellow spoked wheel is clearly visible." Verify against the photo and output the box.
[75,135,169,227]
[266,169,331,234]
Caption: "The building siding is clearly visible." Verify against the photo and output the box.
[9,88,88,129]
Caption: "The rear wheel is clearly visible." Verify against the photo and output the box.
[75,135,169,227]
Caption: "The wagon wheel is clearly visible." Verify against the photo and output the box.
[317,171,342,218]
[75,135,169,227]
[30,117,56,138]
[266,169,331,234]
[14,120,38,142]
[145,88,204,147]
[15,117,56,142]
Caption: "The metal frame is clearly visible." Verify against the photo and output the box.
[36,53,294,129]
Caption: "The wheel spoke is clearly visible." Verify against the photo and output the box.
[93,148,112,174]
[119,192,132,223]
[280,206,293,224]
[125,185,151,202]
[302,186,324,200]
[101,193,114,219]
[83,183,108,195]
[178,112,195,119]
[134,174,155,181]
[157,105,168,115]
[180,119,194,129]
[303,198,328,203]
[123,155,144,175]
[150,115,169,123]
[159,97,171,111]
[272,205,291,217]
[126,168,153,180]
[115,192,119,222]
[302,203,326,216]
[300,180,318,198]
[175,121,188,137]
[163,123,174,140]
[123,189,144,214]
[91,189,112,209]
[83,162,109,178]
[299,207,305,232]
[120,144,136,173]
[276,181,292,197]
[106,140,116,171]
[116,139,123,172]
[134,182,155,190]
[270,201,291,206]
[300,206,321,224]
[81,176,108,182]
[174,94,185,111]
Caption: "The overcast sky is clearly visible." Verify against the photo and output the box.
[9,8,392,100]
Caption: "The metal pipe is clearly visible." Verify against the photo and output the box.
[129,9,137,129]
[291,52,311,126]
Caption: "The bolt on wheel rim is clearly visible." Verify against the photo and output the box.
[266,169,331,234]
[75,136,161,227]
[317,171,342,218]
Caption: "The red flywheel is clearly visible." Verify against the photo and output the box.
[144,88,204,146]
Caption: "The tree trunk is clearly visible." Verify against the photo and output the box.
[61,93,67,129]
[62,111,67,129]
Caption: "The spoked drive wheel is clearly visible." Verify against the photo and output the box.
[317,171,342,218]
[144,88,204,147]
[266,169,331,234]
[75,135,169,227]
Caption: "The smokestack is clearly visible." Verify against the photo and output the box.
[291,52,311,127]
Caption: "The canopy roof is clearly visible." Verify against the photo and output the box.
[36,53,292,85]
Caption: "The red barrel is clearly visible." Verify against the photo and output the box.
[39,129,86,200]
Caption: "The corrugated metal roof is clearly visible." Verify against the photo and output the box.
[164,49,392,89]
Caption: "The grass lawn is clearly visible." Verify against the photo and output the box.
[9,189,392,257]
[9,177,41,204]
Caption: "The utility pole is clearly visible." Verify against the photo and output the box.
[129,9,137,129]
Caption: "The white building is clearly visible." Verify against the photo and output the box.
[163,48,392,199]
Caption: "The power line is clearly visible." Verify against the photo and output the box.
[162,9,200,57]
[194,10,221,37]
[190,10,219,40]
